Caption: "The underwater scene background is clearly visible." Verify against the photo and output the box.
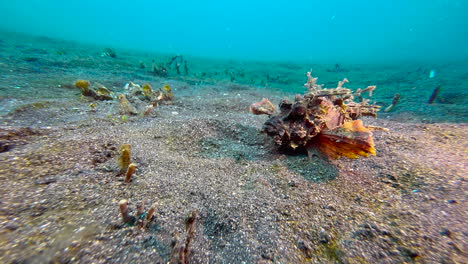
[2,0,467,63]
[0,1,466,263]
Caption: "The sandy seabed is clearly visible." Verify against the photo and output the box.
[0,31,466,263]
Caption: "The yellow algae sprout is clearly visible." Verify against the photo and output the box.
[74,79,90,90]
[142,83,153,97]
[157,84,174,101]
[118,144,131,173]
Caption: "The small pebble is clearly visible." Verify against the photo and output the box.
[397,246,419,260]
[440,228,451,237]
[4,223,19,231]
[297,240,312,258]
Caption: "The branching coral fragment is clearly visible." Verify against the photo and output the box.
[304,70,323,92]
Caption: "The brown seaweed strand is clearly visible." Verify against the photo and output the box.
[182,210,198,264]
[427,86,440,104]
[171,210,198,264]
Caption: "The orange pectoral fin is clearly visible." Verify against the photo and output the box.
[315,120,376,159]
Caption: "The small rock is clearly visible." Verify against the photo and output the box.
[34,177,57,185]
[31,211,44,217]
[297,240,312,258]
[260,247,274,260]
[397,246,419,260]
[352,229,375,240]
[70,240,81,248]
[95,235,109,241]
[385,174,398,181]
[288,181,297,187]
[4,223,19,231]
[0,143,12,153]
[440,228,451,238]
[447,241,462,252]
[319,229,331,244]
[380,229,393,237]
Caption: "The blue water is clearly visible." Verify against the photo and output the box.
[1,0,466,63]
